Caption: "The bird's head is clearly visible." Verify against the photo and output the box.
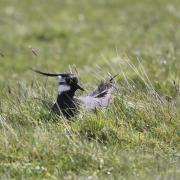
[57,74,84,95]
[31,68,84,95]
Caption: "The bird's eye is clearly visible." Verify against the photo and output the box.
[65,76,78,84]
[72,77,78,84]
[66,77,71,84]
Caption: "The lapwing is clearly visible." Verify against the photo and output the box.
[32,68,117,119]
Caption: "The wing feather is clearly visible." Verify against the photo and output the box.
[78,75,117,110]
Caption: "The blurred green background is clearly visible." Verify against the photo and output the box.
[0,0,179,82]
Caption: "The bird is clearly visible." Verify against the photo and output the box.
[32,68,117,119]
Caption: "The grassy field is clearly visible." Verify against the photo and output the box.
[0,0,180,179]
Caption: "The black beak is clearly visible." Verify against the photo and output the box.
[76,83,85,91]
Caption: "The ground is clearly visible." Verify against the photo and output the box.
[0,0,180,179]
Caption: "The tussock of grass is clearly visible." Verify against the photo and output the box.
[0,58,179,179]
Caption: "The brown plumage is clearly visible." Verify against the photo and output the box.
[78,74,118,111]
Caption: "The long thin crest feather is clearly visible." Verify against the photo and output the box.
[31,68,73,77]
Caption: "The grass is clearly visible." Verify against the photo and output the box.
[0,0,180,179]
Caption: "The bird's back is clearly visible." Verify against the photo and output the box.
[78,75,117,111]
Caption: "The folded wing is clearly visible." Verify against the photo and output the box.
[78,75,117,111]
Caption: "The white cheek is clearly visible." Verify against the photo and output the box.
[58,85,71,94]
